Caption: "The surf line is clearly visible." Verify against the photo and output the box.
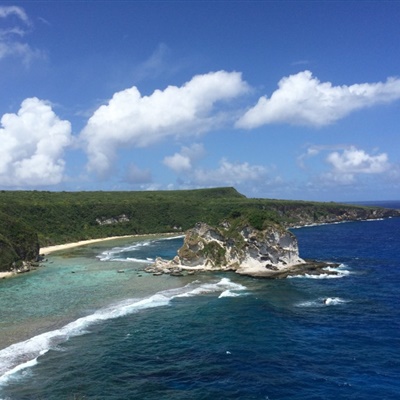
[0,278,246,385]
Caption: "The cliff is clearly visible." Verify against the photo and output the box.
[152,221,335,278]
[273,204,400,228]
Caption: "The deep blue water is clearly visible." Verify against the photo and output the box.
[0,210,400,399]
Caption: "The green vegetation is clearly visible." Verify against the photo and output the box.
[0,211,39,271]
[0,186,397,272]
[202,241,227,267]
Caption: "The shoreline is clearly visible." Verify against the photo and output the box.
[40,232,178,255]
[0,271,16,279]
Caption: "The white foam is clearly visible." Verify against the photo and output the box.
[288,264,351,279]
[0,278,246,384]
[323,297,347,306]
[288,273,340,279]
[297,297,348,307]
[296,300,320,307]
[175,277,247,298]
[97,236,184,262]
[97,241,152,261]
[218,290,242,298]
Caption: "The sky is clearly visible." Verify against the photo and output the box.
[0,1,400,201]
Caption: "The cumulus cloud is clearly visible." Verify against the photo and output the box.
[163,144,268,188]
[163,143,205,173]
[81,71,249,176]
[302,145,391,185]
[236,70,400,128]
[0,98,72,186]
[0,5,44,65]
[327,147,389,175]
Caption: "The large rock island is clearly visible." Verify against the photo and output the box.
[152,221,336,278]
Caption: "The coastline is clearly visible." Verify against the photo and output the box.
[1,233,179,280]
[40,232,178,255]
[0,271,15,279]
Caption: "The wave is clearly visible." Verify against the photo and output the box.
[218,290,244,298]
[287,264,351,279]
[98,241,151,261]
[174,278,246,298]
[323,297,347,305]
[97,235,184,262]
[0,278,246,386]
[297,297,348,308]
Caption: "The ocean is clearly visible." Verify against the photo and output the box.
[0,204,399,399]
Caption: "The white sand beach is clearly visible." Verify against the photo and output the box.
[39,235,139,255]
[40,233,178,255]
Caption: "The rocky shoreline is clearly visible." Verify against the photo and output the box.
[146,257,340,279]
[0,257,48,279]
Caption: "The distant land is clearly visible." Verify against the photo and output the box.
[1,187,399,273]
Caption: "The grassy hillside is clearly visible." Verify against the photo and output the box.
[1,187,397,253]
[0,187,245,246]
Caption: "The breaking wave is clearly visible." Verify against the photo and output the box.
[0,278,246,386]
[98,236,184,262]
[287,264,351,279]
[296,297,349,308]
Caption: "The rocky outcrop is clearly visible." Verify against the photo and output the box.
[152,222,322,278]
[96,214,130,225]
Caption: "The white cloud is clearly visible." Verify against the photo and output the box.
[236,70,400,128]
[0,98,72,186]
[164,145,268,189]
[192,158,267,186]
[0,6,30,24]
[164,153,192,173]
[0,41,43,64]
[302,145,390,186]
[163,143,205,173]
[81,71,249,176]
[0,5,44,65]
[326,147,389,174]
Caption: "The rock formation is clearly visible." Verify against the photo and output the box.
[152,221,330,278]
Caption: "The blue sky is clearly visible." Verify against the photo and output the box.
[1,1,400,201]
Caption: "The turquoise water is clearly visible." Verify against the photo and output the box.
[0,236,187,350]
[1,215,400,399]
